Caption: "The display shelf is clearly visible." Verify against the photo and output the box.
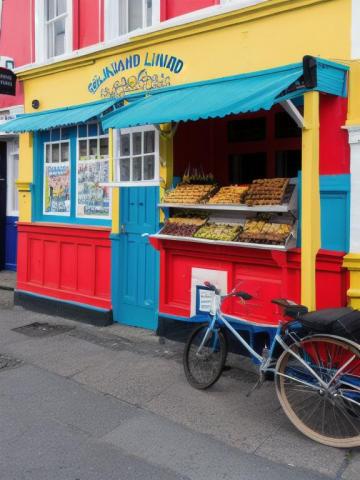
[150,233,297,251]
[159,180,297,213]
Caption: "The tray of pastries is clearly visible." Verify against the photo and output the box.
[207,185,249,204]
[160,215,208,237]
[194,223,242,241]
[238,219,292,245]
[163,184,217,204]
[245,178,290,206]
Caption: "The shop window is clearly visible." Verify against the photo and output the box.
[114,126,159,185]
[43,132,71,216]
[104,0,160,41]
[275,150,301,177]
[229,152,267,184]
[35,0,72,61]
[6,141,19,217]
[77,124,111,219]
[227,118,266,143]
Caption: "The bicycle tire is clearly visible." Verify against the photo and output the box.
[275,335,360,448]
[183,324,228,390]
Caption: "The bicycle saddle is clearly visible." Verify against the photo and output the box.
[298,307,353,333]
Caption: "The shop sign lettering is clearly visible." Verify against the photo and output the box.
[0,67,16,96]
[88,52,184,98]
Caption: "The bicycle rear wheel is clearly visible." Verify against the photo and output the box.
[183,325,227,390]
[276,335,360,448]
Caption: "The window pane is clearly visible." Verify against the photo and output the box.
[61,143,69,163]
[45,144,51,163]
[56,0,67,16]
[120,133,130,156]
[89,139,98,156]
[129,0,143,32]
[118,0,127,35]
[144,130,155,153]
[47,0,55,20]
[79,140,87,159]
[100,138,109,157]
[47,23,54,58]
[77,157,110,218]
[133,132,142,155]
[146,0,152,26]
[54,17,66,56]
[52,144,60,163]
[133,157,142,181]
[120,158,130,181]
[78,125,87,138]
[88,123,98,137]
[44,163,70,214]
[143,155,155,180]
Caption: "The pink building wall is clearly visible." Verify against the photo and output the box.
[161,0,219,20]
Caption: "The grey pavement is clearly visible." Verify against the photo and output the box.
[0,277,359,479]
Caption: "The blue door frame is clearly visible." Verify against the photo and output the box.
[111,186,160,330]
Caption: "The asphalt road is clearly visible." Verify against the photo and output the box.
[0,283,359,479]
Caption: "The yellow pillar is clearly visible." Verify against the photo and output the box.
[16,132,33,223]
[109,128,120,234]
[343,255,360,308]
[301,91,321,309]
[159,125,174,222]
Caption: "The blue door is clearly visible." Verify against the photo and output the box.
[112,186,160,329]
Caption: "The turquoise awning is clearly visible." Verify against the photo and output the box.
[0,98,119,133]
[102,58,348,130]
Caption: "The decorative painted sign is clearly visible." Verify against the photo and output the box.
[88,52,185,98]
[0,67,16,96]
[77,157,110,218]
[44,164,70,214]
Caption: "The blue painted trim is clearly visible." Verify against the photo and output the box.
[33,130,111,227]
[4,216,18,271]
[15,289,111,312]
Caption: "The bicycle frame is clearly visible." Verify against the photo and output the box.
[199,291,338,389]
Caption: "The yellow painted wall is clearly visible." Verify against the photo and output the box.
[17,133,33,222]
[21,0,351,113]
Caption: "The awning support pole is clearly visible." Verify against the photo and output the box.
[280,100,305,128]
[301,91,320,310]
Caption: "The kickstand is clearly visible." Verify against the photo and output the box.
[246,375,264,398]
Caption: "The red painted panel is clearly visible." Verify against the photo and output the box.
[77,244,95,295]
[319,96,349,175]
[17,223,111,310]
[161,0,219,21]
[95,245,111,299]
[43,241,59,288]
[29,239,43,285]
[73,0,102,50]
[60,243,77,290]
[153,239,348,324]
[0,0,32,108]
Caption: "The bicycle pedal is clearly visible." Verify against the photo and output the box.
[246,377,264,397]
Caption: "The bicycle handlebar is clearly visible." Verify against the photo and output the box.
[204,281,253,301]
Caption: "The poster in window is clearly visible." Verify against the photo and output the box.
[77,158,110,217]
[44,164,70,214]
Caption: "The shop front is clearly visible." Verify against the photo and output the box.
[1,0,357,330]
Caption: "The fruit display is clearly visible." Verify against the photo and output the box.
[207,185,249,204]
[194,223,242,241]
[167,216,207,226]
[163,184,216,204]
[161,222,201,237]
[238,219,292,245]
[245,178,290,206]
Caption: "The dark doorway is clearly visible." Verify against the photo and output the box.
[0,142,7,269]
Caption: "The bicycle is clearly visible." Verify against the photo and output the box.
[183,282,360,448]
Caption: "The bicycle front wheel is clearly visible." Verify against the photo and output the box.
[183,325,227,390]
[276,335,360,448]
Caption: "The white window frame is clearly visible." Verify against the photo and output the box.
[43,138,71,216]
[6,140,19,217]
[104,0,160,42]
[35,0,73,62]
[76,123,112,220]
[113,126,160,187]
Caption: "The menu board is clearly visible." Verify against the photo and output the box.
[77,157,110,218]
[44,164,70,214]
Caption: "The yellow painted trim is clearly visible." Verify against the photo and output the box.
[17,0,336,81]
[109,128,120,234]
[301,91,320,310]
[17,133,34,223]
[159,130,174,223]
[343,253,360,308]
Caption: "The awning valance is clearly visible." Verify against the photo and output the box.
[0,98,119,133]
[102,57,348,130]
